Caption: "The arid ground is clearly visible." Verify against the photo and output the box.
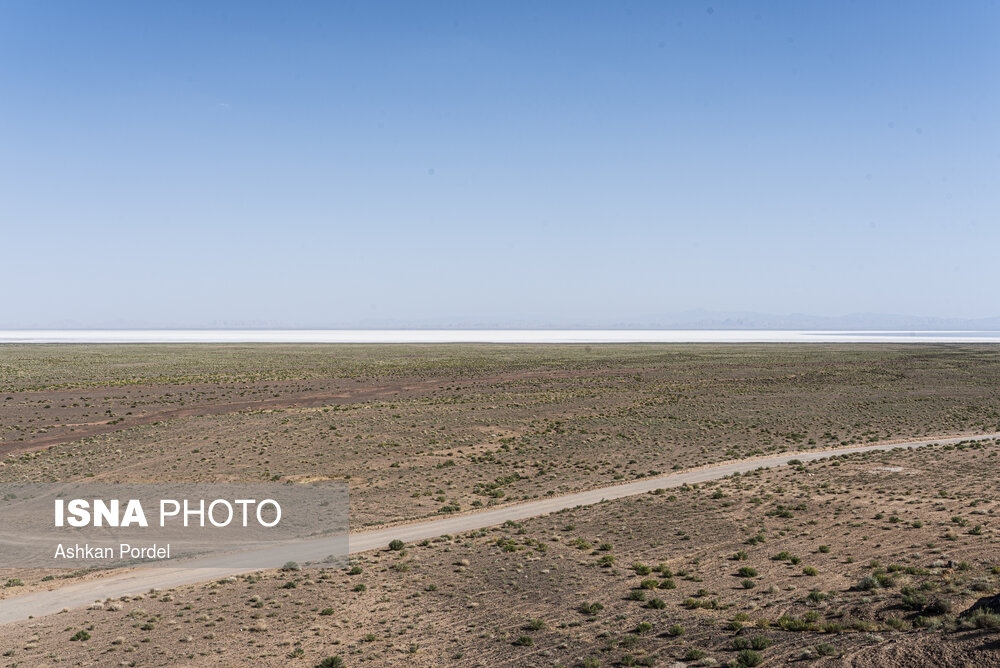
[1,344,999,666]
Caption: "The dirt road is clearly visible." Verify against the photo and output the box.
[1,431,996,625]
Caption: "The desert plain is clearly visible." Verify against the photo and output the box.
[1,344,999,666]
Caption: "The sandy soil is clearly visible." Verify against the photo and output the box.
[2,344,999,666]
[2,438,999,666]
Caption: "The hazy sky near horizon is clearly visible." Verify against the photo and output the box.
[2,2,998,327]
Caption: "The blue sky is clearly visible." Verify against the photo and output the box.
[2,1,998,327]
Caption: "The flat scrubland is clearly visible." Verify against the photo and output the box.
[3,439,999,666]
[3,345,1000,529]
[1,344,999,665]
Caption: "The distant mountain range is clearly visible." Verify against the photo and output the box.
[6,311,1000,331]
[598,310,1000,331]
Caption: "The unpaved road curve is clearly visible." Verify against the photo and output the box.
[1,432,996,625]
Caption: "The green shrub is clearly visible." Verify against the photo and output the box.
[736,649,763,666]
[814,643,838,656]
[388,539,405,551]
[806,590,828,603]
[967,612,1000,629]
[778,615,808,631]
[737,566,758,578]
[924,598,952,615]
[316,657,344,668]
[901,587,926,610]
